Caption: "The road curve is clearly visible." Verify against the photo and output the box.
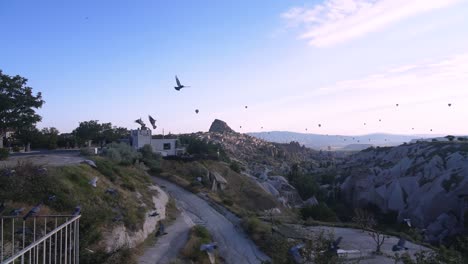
[152,177,270,264]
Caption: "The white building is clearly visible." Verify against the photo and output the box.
[130,129,185,157]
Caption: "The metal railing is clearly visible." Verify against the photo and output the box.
[0,215,80,264]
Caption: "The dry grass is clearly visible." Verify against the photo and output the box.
[161,159,283,217]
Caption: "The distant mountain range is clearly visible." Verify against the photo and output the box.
[248,131,439,150]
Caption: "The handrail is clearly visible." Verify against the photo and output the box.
[0,215,76,219]
[1,215,81,264]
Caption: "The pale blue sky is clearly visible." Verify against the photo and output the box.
[1,0,467,135]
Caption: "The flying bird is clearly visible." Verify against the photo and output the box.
[135,118,146,129]
[23,203,42,220]
[379,119,382,122]
[200,242,218,252]
[10,208,24,216]
[149,211,159,217]
[72,206,81,216]
[392,238,409,251]
[195,109,199,114]
[245,106,248,109]
[106,188,118,196]
[448,103,452,107]
[328,236,343,255]
[148,115,157,129]
[113,215,123,222]
[156,223,168,236]
[396,104,399,107]
[318,124,321,127]
[89,177,98,187]
[403,218,412,227]
[47,195,57,202]
[288,244,304,264]
[174,75,189,91]
[81,159,97,168]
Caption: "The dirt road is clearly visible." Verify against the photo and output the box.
[139,177,270,264]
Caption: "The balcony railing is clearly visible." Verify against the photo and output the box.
[0,215,80,264]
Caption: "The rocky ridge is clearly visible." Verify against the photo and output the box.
[339,142,468,243]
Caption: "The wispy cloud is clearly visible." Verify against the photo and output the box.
[281,0,461,47]
[318,53,468,95]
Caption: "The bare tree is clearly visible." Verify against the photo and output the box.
[352,208,387,254]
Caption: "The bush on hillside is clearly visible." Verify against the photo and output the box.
[178,135,229,161]
[103,142,141,165]
[139,144,162,174]
[229,160,243,173]
[242,217,292,263]
[181,225,215,263]
[0,148,9,160]
[104,148,122,164]
[301,203,338,222]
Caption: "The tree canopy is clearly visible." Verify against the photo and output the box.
[0,70,44,147]
[73,120,128,146]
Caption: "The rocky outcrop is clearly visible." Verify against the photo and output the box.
[102,185,169,252]
[257,176,304,207]
[339,142,468,243]
[209,119,235,134]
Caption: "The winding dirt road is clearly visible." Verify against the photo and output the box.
[139,177,270,264]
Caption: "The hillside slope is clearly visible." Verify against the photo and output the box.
[0,157,167,264]
[338,142,468,243]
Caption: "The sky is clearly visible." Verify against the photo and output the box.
[1,0,468,135]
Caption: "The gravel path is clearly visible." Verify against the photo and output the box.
[141,177,270,264]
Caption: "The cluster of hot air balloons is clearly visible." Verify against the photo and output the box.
[170,76,454,135]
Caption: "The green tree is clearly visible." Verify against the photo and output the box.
[73,120,128,147]
[41,127,60,149]
[0,70,44,148]
[73,120,102,146]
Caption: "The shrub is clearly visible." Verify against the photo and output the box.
[181,225,214,263]
[104,148,122,164]
[229,161,242,173]
[0,148,9,160]
[222,198,234,206]
[139,144,162,174]
[105,143,141,165]
[301,203,338,222]
[242,217,292,263]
